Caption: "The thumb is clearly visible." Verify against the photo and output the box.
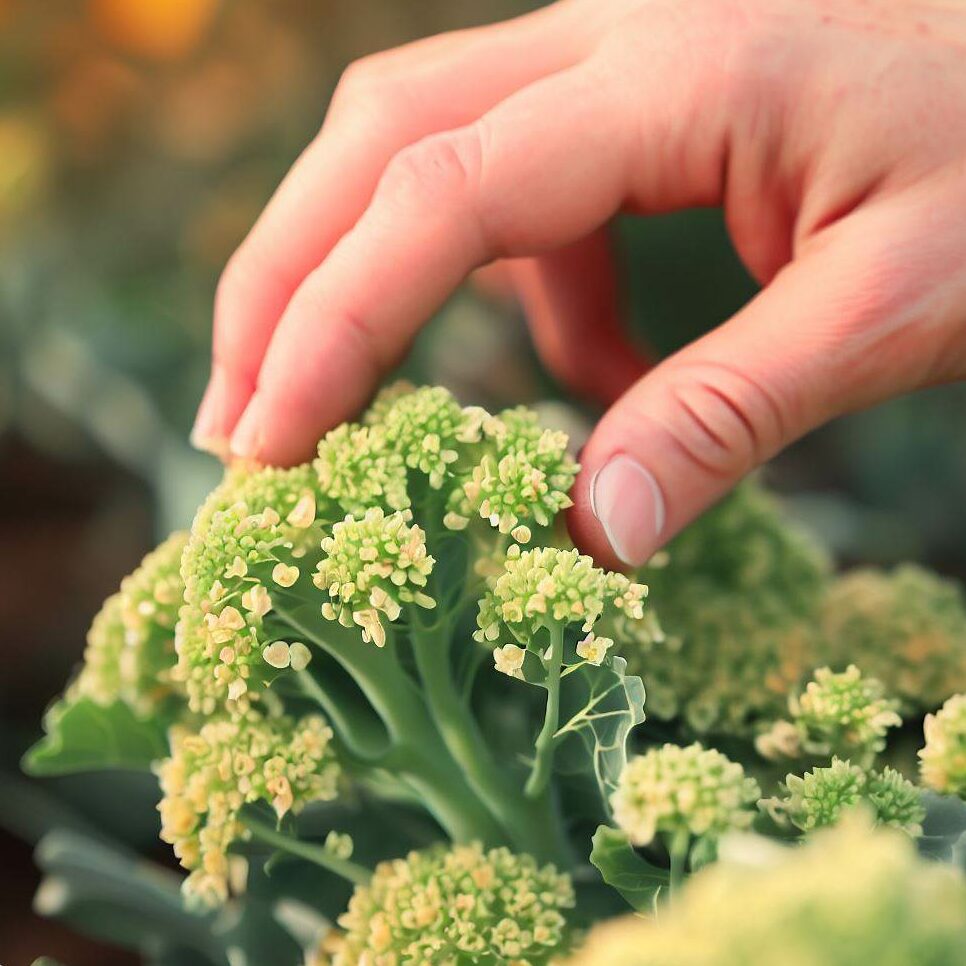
[568,217,944,570]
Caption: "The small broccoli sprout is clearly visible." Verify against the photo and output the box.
[920,693,966,798]
[568,815,966,966]
[156,711,340,906]
[757,665,902,768]
[315,423,409,517]
[763,758,924,836]
[335,842,575,965]
[314,507,435,646]
[611,743,761,849]
[70,531,187,715]
[821,565,966,712]
[453,406,578,538]
[175,464,326,715]
[378,384,467,488]
[475,545,645,646]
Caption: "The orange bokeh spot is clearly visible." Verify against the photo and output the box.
[90,0,221,61]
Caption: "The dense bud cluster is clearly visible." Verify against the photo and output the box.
[820,565,966,712]
[70,531,187,715]
[452,407,576,537]
[314,507,436,647]
[784,665,902,765]
[475,545,646,647]
[618,482,830,733]
[920,693,966,797]
[763,758,924,836]
[611,743,760,847]
[175,464,325,715]
[156,712,340,906]
[568,817,966,965]
[335,842,575,965]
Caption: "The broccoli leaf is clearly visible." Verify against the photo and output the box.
[554,656,646,804]
[34,829,303,966]
[589,825,667,913]
[23,699,168,776]
[918,791,966,870]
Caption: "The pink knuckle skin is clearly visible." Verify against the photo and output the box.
[662,363,783,479]
[377,128,483,211]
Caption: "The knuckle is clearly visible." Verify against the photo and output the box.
[377,127,483,211]
[662,362,784,478]
[329,53,406,123]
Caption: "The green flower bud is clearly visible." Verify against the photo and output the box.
[764,758,924,836]
[336,842,575,965]
[611,743,760,847]
[315,423,409,517]
[474,545,647,648]
[156,711,339,907]
[789,665,902,766]
[314,507,435,647]
[71,531,187,715]
[175,464,325,716]
[920,693,966,798]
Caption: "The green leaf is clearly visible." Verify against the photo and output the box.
[589,825,667,913]
[34,828,304,966]
[555,656,646,804]
[918,791,966,871]
[22,699,168,776]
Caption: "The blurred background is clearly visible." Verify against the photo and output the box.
[1,1,964,962]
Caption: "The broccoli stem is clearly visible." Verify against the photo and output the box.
[411,616,571,865]
[275,600,505,846]
[525,623,564,800]
[668,829,690,901]
[296,670,387,764]
[242,814,372,886]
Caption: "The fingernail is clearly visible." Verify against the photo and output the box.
[590,454,666,567]
[230,394,264,459]
[191,368,229,455]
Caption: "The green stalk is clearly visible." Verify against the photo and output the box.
[243,814,372,886]
[411,616,571,865]
[668,829,690,901]
[275,600,504,846]
[297,669,387,763]
[525,623,564,799]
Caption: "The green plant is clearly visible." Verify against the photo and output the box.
[23,385,966,964]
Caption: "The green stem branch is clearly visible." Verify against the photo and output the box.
[243,814,372,887]
[668,830,690,901]
[525,623,564,800]
[411,616,571,865]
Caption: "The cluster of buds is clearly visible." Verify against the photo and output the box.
[156,712,340,906]
[451,407,577,538]
[335,842,574,965]
[920,693,966,798]
[175,464,324,715]
[476,545,646,649]
[70,531,187,715]
[756,665,902,768]
[314,507,436,647]
[762,757,924,836]
[611,743,760,847]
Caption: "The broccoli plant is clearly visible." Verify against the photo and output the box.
[23,385,966,965]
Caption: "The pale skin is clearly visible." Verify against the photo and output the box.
[192,0,966,571]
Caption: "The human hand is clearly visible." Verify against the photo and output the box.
[191,0,966,570]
